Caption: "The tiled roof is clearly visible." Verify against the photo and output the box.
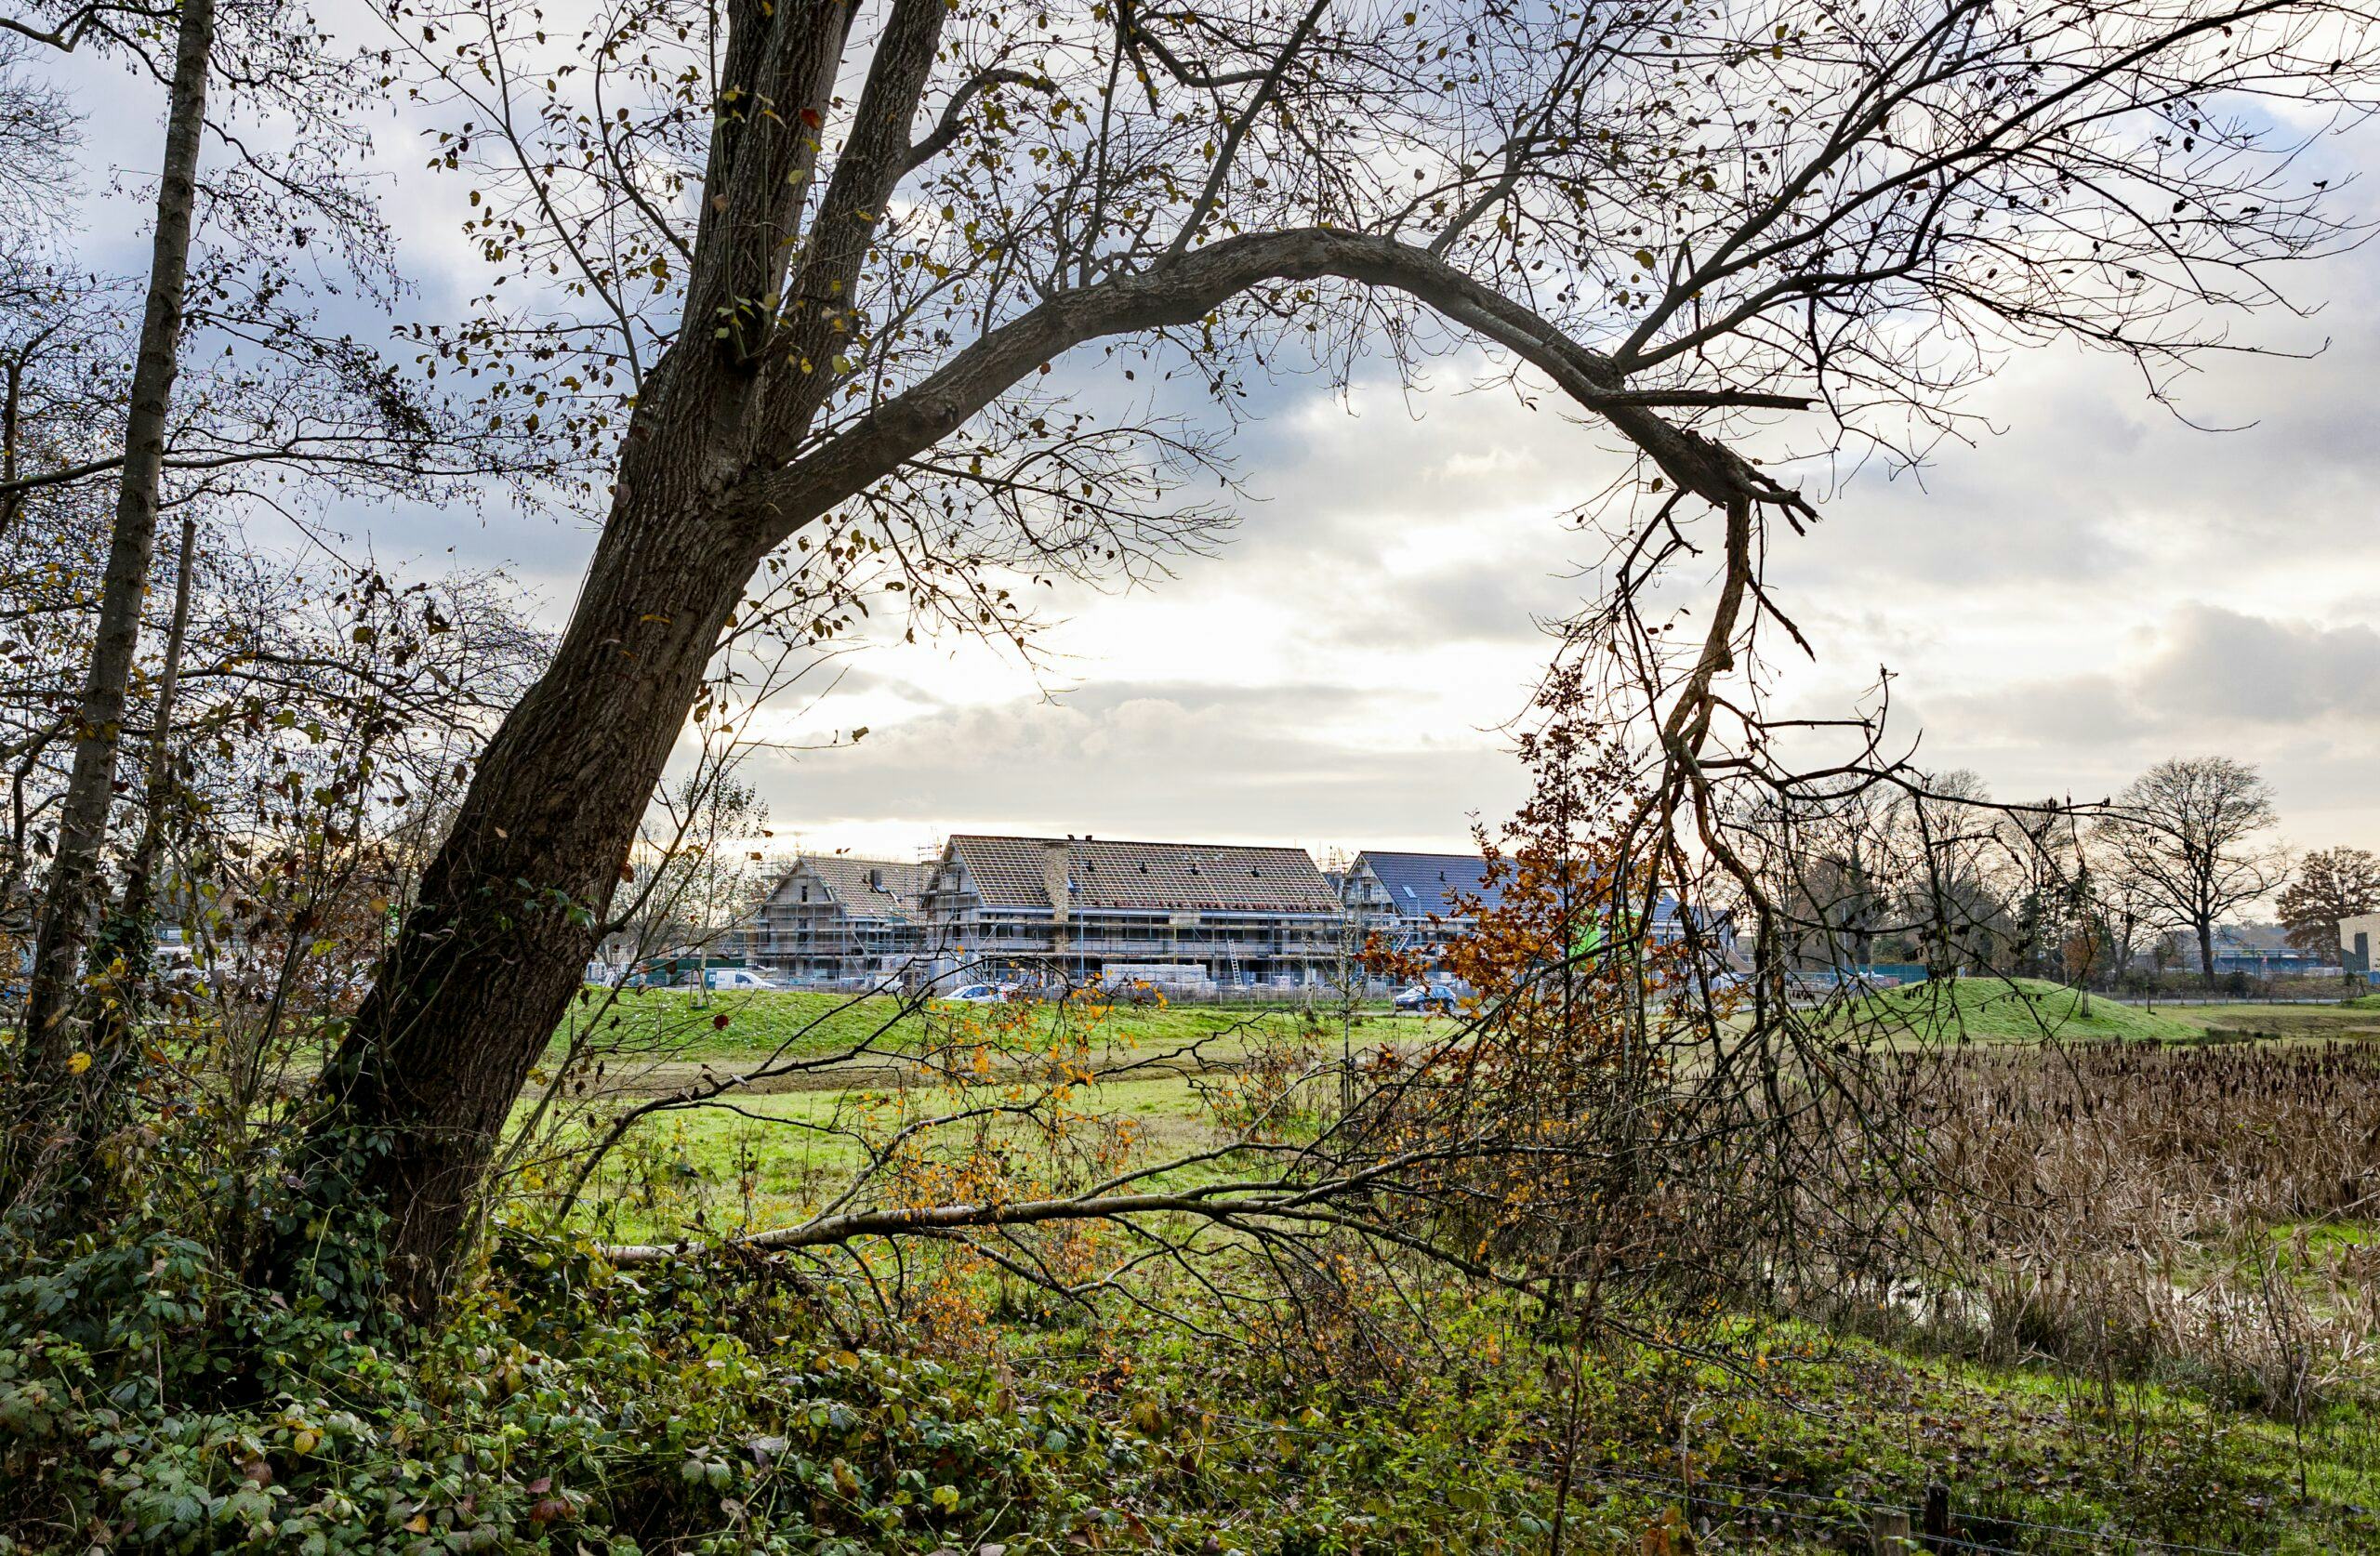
[797,855,932,921]
[946,835,1338,915]
[1352,851,1504,919]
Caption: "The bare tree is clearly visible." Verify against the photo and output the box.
[2094,757,2287,985]
[0,36,73,240]
[2276,846,2380,963]
[2086,828,2167,986]
[17,0,220,1119]
[0,0,564,1213]
[268,0,2380,1311]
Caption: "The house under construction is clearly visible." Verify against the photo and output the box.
[1338,851,1504,953]
[742,854,937,987]
[918,834,1343,990]
[1340,850,1733,965]
[738,836,1734,991]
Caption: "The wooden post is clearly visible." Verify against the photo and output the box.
[1869,1509,1911,1554]
[1922,1483,1951,1551]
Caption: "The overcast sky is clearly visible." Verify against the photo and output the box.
[47,21,2380,868]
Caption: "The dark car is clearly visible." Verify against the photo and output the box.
[1394,982,1464,1015]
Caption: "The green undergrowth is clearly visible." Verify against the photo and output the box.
[6,1227,2374,1554]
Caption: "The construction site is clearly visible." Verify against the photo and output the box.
[733,833,1713,993]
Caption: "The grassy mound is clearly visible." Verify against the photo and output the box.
[1844,975,2198,1044]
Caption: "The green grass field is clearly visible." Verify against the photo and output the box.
[1839,975,2202,1043]
[553,984,1403,1064]
[544,978,2380,1249]
[1831,976,2380,1047]
[549,1068,1222,1244]
[2162,998,2380,1043]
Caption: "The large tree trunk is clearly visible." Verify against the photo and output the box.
[269,446,772,1313]
[2197,918,2216,987]
[263,0,927,1317]
[11,0,215,1195]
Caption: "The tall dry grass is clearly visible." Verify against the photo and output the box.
[1789,1042,2380,1417]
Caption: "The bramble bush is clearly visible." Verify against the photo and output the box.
[0,1223,1567,1555]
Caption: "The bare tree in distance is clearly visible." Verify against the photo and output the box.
[2094,757,2288,986]
[257,0,2380,1312]
[2276,846,2380,964]
[2086,828,2168,989]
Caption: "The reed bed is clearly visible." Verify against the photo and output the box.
[1792,1041,2380,1416]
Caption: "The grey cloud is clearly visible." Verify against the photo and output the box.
[1906,604,2380,842]
[1927,675,2155,749]
[2133,604,2380,724]
[1930,603,2380,739]
[745,679,1524,849]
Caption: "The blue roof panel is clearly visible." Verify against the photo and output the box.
[1353,851,1731,947]
[1355,851,1504,918]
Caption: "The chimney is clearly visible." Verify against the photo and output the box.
[1041,839,1072,951]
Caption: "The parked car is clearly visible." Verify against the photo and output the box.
[680,966,785,992]
[1394,982,1462,1014]
[942,982,1006,1003]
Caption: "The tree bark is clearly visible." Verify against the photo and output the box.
[270,442,778,1313]
[35,510,209,1208]
[11,0,215,1193]
[107,508,199,939]
[0,354,21,547]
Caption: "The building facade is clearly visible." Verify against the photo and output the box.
[742,855,936,986]
[739,837,1739,994]
[2339,912,2380,982]
[919,834,1343,989]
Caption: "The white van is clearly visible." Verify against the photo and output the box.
[680,967,785,992]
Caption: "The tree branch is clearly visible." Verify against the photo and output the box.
[748,227,1812,533]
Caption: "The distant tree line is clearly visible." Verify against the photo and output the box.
[1737,756,2374,990]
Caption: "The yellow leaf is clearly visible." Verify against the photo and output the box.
[66,1051,92,1075]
